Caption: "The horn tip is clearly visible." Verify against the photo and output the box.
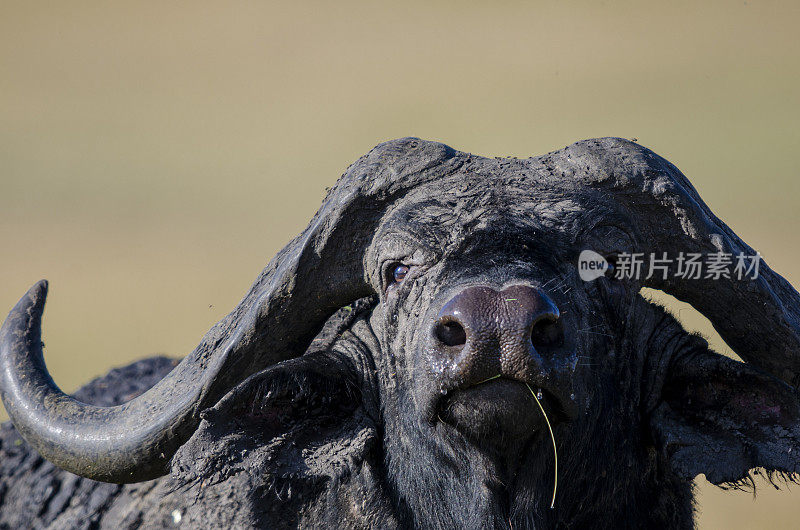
[32,278,48,296]
[3,280,49,336]
[25,279,49,309]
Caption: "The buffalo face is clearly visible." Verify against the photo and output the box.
[366,182,609,451]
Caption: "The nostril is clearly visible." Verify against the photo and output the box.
[531,316,564,348]
[435,319,467,347]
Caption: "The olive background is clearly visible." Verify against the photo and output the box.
[1,2,798,527]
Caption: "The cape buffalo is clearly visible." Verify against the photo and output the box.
[1,137,798,528]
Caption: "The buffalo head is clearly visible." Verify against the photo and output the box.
[2,137,798,527]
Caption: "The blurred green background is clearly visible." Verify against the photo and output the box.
[1,2,798,527]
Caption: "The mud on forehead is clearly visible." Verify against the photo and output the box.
[368,171,621,264]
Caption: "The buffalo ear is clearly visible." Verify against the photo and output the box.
[200,350,365,436]
[165,351,382,527]
[651,349,800,485]
[169,350,376,487]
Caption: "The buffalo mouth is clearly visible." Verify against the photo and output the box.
[432,378,570,444]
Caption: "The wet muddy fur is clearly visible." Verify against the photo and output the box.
[1,138,798,528]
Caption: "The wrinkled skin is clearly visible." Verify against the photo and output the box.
[1,137,798,529]
[363,179,686,528]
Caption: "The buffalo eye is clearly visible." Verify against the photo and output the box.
[391,264,410,284]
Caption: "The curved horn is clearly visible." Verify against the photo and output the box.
[0,137,463,483]
[554,137,800,388]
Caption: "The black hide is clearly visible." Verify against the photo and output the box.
[1,137,798,529]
